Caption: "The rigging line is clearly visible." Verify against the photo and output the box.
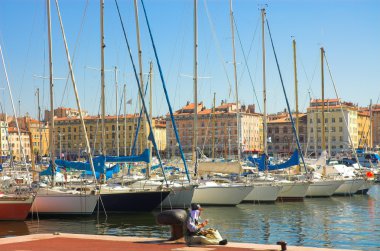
[203,0,232,97]
[324,51,363,173]
[232,14,261,113]
[17,2,38,101]
[59,0,89,107]
[0,44,29,180]
[139,0,191,182]
[265,18,308,174]
[114,0,169,186]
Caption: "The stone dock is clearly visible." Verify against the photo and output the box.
[0,233,360,251]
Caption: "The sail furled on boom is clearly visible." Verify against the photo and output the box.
[248,150,299,171]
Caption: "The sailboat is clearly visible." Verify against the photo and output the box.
[95,0,171,212]
[0,45,35,220]
[190,0,253,206]
[31,0,98,215]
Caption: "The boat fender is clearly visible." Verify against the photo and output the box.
[156,209,187,225]
[156,209,187,241]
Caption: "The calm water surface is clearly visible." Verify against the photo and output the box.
[2,185,380,251]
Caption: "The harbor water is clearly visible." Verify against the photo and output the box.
[1,185,380,251]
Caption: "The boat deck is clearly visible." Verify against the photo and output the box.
[0,233,360,251]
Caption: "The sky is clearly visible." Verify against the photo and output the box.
[0,0,379,120]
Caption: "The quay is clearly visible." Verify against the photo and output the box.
[0,233,360,251]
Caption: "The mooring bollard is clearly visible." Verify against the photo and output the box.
[276,240,287,251]
[156,209,187,241]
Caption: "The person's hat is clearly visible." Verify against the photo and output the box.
[191,203,203,211]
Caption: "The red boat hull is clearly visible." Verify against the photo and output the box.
[0,197,34,221]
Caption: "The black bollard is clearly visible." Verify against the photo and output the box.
[156,209,187,241]
[276,241,287,251]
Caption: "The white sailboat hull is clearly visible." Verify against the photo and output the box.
[333,179,365,195]
[192,185,253,206]
[243,183,282,202]
[306,180,344,197]
[31,189,98,215]
[160,184,196,209]
[277,181,310,201]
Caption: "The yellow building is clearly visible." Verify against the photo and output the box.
[54,114,165,159]
[307,99,358,156]
[357,108,371,149]
[8,127,31,162]
[0,121,9,162]
[372,104,380,149]
[166,101,263,159]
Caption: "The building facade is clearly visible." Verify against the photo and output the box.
[357,108,371,149]
[44,107,88,122]
[54,114,164,159]
[307,99,358,156]
[267,113,307,156]
[0,121,9,162]
[166,101,263,159]
[372,104,380,149]
[8,127,31,161]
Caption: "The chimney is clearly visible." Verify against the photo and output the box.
[186,101,190,106]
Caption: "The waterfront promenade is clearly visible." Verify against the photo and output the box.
[0,233,360,251]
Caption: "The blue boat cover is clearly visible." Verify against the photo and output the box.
[81,164,120,180]
[248,149,299,171]
[39,163,61,176]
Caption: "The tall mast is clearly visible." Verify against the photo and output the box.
[192,0,198,163]
[321,47,326,153]
[37,88,42,158]
[212,92,216,159]
[100,0,106,155]
[124,84,127,156]
[293,39,299,136]
[230,0,240,161]
[133,0,147,153]
[147,61,153,178]
[261,8,267,155]
[47,0,56,186]
[370,99,373,150]
[115,66,119,156]
[54,0,97,183]
[293,39,300,172]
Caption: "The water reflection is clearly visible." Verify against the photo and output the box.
[0,221,29,237]
[6,185,380,250]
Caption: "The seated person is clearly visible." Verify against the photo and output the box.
[184,203,227,246]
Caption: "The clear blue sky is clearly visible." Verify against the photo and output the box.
[0,0,379,119]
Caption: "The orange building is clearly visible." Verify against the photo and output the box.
[165,101,263,159]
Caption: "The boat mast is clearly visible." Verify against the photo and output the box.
[369,99,373,150]
[192,0,198,164]
[100,0,106,156]
[261,8,267,156]
[321,47,326,154]
[37,87,42,159]
[148,61,153,174]
[321,47,326,177]
[124,83,127,156]
[212,92,216,159]
[229,0,240,161]
[133,0,149,177]
[115,66,119,156]
[293,39,300,172]
[54,0,97,182]
[293,39,299,136]
[47,0,56,186]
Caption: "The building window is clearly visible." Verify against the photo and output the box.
[339,117,343,123]
[332,118,335,123]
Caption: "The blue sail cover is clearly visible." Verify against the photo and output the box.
[141,164,180,174]
[54,149,150,175]
[81,164,120,180]
[105,148,150,163]
[55,156,106,173]
[39,164,61,176]
[248,150,299,171]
